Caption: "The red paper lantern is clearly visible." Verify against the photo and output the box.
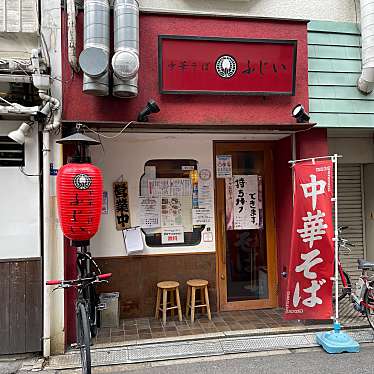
[57,163,103,244]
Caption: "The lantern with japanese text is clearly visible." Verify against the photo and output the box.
[56,128,103,247]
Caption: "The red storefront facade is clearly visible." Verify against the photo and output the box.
[61,11,327,344]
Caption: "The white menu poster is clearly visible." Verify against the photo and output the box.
[148,178,192,197]
[138,196,161,228]
[233,175,260,230]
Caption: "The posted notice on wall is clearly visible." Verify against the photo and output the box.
[233,175,260,230]
[148,178,192,197]
[102,191,108,214]
[192,208,213,225]
[138,196,161,228]
[161,196,193,232]
[161,226,185,244]
[198,167,213,208]
[216,155,232,178]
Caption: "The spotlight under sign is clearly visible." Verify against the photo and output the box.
[158,35,297,96]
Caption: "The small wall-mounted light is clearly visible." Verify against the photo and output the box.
[137,99,160,122]
[8,122,33,144]
[292,104,310,123]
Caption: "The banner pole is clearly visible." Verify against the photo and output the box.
[316,154,359,353]
[333,154,339,323]
[289,155,343,166]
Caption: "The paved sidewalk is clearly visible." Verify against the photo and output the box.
[0,353,45,374]
[45,326,374,371]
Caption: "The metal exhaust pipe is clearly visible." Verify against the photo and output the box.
[79,0,110,96]
[112,0,139,98]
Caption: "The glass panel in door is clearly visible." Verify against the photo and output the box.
[224,150,268,302]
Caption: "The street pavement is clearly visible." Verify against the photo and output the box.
[3,345,374,373]
[84,344,374,374]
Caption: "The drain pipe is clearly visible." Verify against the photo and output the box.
[38,91,61,358]
[42,128,51,358]
[39,92,61,130]
[357,0,374,94]
[79,0,110,96]
[112,0,139,97]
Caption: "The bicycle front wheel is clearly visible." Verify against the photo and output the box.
[77,302,92,374]
[364,285,374,330]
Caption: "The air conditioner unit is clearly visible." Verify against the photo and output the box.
[0,0,39,33]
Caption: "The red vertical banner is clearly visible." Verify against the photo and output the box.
[284,159,334,320]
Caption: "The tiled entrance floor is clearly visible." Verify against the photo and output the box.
[95,301,368,345]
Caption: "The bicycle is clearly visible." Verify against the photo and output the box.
[337,226,352,301]
[337,226,374,330]
[46,246,112,374]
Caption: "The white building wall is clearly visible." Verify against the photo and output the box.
[0,121,40,259]
[139,0,356,22]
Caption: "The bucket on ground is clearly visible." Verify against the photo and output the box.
[99,292,120,328]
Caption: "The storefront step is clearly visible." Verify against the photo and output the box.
[46,327,374,370]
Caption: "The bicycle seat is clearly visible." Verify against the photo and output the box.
[358,259,374,270]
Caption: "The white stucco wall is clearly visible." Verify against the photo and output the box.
[90,132,286,257]
[139,0,356,22]
[0,121,40,259]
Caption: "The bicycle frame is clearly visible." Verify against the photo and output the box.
[338,259,349,288]
[46,246,111,338]
[352,269,374,310]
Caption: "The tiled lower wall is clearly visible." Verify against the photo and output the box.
[95,253,217,319]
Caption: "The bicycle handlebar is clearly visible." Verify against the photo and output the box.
[46,273,112,287]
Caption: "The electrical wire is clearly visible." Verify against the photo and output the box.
[83,121,135,139]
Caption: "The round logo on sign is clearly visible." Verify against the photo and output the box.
[73,174,92,190]
[199,168,211,181]
[215,55,237,79]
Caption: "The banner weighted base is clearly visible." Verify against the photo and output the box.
[316,322,359,354]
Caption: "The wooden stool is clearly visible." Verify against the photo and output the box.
[186,279,211,323]
[155,281,183,323]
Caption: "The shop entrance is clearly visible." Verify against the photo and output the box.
[214,142,278,311]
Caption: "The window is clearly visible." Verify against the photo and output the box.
[139,159,204,247]
[0,137,25,167]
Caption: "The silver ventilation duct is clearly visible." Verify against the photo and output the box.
[357,0,374,94]
[112,0,139,98]
[79,0,110,96]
